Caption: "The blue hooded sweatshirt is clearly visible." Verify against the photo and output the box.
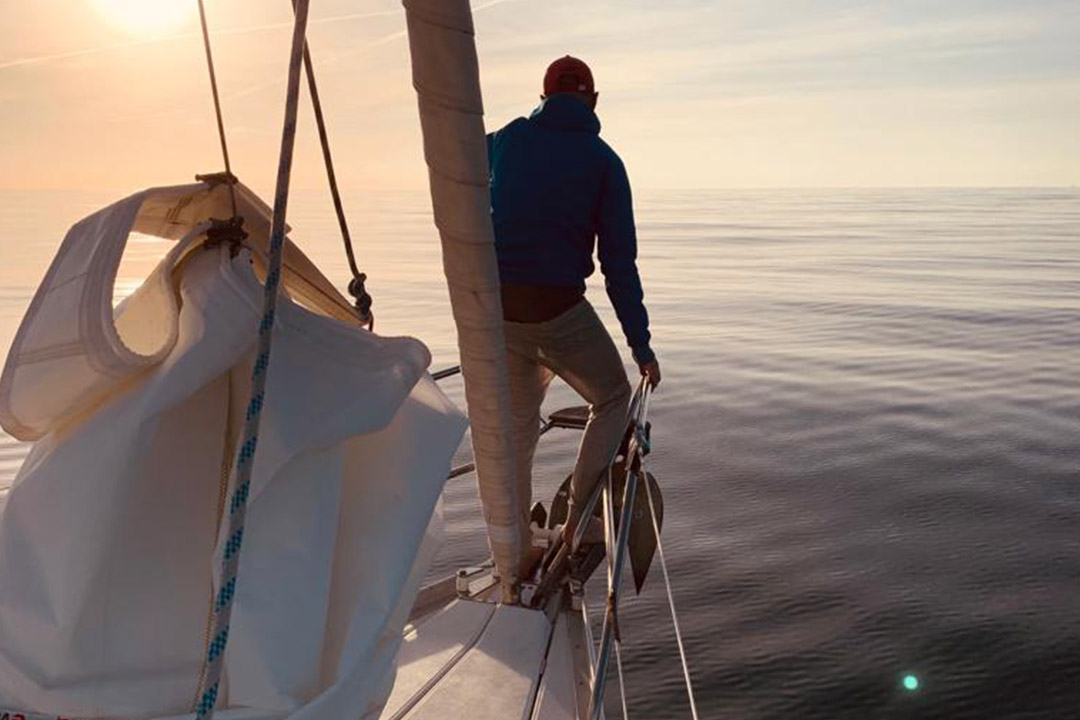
[487,94,654,365]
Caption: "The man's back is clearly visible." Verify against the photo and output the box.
[488,94,620,289]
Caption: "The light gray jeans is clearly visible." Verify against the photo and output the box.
[503,300,632,556]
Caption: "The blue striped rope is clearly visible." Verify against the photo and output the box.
[194,0,312,716]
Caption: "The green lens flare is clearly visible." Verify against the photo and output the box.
[903,674,920,691]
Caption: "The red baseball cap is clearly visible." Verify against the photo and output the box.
[543,56,595,96]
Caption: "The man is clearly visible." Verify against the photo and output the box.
[487,56,660,560]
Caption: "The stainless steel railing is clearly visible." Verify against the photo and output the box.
[588,377,652,720]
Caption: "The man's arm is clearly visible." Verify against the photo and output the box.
[596,153,660,386]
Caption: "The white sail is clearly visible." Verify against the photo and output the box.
[403,0,523,587]
[0,182,467,719]
[0,181,359,441]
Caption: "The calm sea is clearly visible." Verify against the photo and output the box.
[1,187,1078,718]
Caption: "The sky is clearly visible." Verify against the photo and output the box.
[0,0,1078,193]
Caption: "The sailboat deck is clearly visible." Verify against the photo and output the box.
[379,596,591,720]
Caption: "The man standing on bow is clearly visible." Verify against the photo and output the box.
[487,56,661,561]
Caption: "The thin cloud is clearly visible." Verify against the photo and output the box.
[0,0,515,72]
[161,0,515,103]
[0,7,402,72]
[99,0,515,124]
[229,29,408,102]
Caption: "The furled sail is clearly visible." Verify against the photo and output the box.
[0,182,467,719]
[403,0,524,587]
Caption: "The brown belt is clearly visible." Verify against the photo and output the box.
[501,283,585,323]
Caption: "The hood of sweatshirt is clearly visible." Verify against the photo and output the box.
[529,94,602,134]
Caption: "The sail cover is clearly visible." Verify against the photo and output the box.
[0,182,467,719]
[404,0,524,587]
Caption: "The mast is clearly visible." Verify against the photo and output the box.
[402,0,523,591]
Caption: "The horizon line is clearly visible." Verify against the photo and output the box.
[1,183,1076,194]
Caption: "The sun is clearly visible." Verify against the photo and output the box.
[92,0,192,37]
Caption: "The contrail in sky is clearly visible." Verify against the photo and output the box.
[0,1,513,73]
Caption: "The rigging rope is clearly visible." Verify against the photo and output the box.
[290,0,373,328]
[644,472,700,720]
[196,0,239,219]
[603,469,630,720]
[194,0,312,716]
[614,640,630,720]
[197,0,372,326]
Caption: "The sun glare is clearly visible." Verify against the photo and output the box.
[92,0,192,37]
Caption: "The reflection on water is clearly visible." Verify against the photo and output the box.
[1,187,1079,718]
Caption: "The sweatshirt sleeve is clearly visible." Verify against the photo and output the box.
[596,152,654,365]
